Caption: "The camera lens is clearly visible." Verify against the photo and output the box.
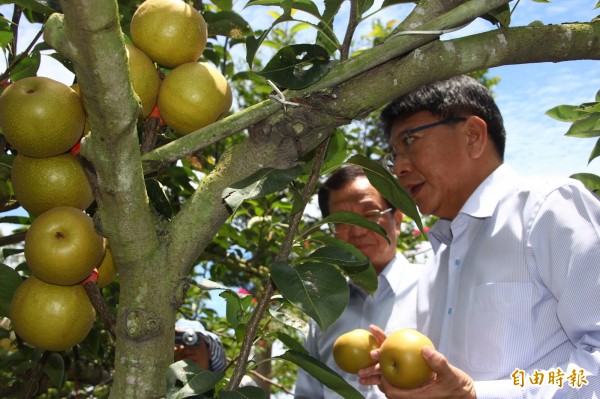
[182,330,198,346]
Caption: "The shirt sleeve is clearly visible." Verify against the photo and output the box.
[477,182,600,398]
[294,320,325,399]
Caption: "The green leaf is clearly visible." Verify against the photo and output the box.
[307,245,377,295]
[589,137,600,164]
[0,180,12,207]
[270,261,348,334]
[308,246,369,270]
[10,0,60,16]
[0,17,13,51]
[277,350,364,399]
[204,11,253,39]
[196,277,234,292]
[0,153,15,180]
[222,165,303,213]
[9,50,41,81]
[256,44,333,89]
[527,20,545,27]
[245,32,266,67]
[273,331,307,353]
[308,233,378,294]
[47,51,75,76]
[290,21,311,34]
[546,104,589,122]
[43,353,65,389]
[269,305,309,335]
[571,173,600,193]
[167,360,225,398]
[565,112,600,138]
[245,0,321,19]
[357,0,374,17]
[314,0,343,54]
[290,187,304,215]
[346,154,424,232]
[299,211,389,242]
[244,10,299,66]
[0,264,23,317]
[3,248,25,259]
[219,386,266,399]
[299,128,347,183]
[220,290,247,328]
[211,0,233,10]
[321,129,348,175]
[145,178,173,218]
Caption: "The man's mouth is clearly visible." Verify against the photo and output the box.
[405,182,424,198]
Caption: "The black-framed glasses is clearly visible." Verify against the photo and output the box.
[329,208,393,234]
[383,117,466,171]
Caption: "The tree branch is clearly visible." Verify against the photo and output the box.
[46,1,161,269]
[141,100,280,173]
[393,0,467,33]
[340,0,359,61]
[306,0,511,92]
[9,5,22,64]
[84,279,116,338]
[0,231,25,246]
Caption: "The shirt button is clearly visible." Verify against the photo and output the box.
[447,308,453,315]
[454,259,461,266]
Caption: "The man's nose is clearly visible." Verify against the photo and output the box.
[347,223,369,237]
[393,156,413,177]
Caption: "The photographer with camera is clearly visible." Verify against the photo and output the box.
[174,318,227,372]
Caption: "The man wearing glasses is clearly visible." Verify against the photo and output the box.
[359,75,600,398]
[295,165,422,399]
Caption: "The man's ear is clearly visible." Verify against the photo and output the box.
[393,210,403,234]
[465,116,488,159]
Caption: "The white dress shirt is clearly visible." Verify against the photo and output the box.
[295,254,422,399]
[420,164,600,398]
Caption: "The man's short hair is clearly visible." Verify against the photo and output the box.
[380,75,506,160]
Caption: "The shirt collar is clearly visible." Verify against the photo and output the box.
[429,164,518,249]
[379,253,410,293]
[460,163,518,218]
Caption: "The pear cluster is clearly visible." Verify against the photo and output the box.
[131,0,233,135]
[0,79,116,351]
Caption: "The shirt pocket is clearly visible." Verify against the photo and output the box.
[466,282,535,376]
